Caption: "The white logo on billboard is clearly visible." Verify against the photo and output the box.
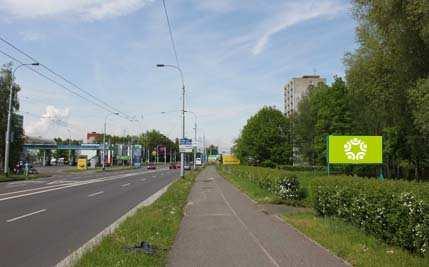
[344,138,367,160]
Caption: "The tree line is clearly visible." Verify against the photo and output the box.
[233,0,428,180]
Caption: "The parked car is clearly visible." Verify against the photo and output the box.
[169,164,177,169]
[147,163,156,170]
[196,158,202,166]
[184,164,191,170]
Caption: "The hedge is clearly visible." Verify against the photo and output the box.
[220,165,306,203]
[313,176,429,256]
[220,165,429,256]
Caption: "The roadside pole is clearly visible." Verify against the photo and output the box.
[193,122,197,169]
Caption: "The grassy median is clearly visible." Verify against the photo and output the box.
[0,174,45,183]
[75,170,199,267]
[283,211,429,267]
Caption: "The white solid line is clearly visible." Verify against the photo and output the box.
[88,191,104,197]
[0,171,149,202]
[121,183,131,187]
[6,209,47,223]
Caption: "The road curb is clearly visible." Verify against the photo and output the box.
[56,179,176,267]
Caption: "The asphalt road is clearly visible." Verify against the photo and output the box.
[0,167,179,267]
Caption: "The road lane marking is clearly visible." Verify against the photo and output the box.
[6,209,47,223]
[56,180,176,267]
[88,191,104,197]
[121,183,131,187]
[140,178,147,181]
[0,169,169,202]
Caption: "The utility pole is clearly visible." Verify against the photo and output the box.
[102,112,119,171]
[4,62,39,176]
[193,122,197,169]
[157,64,186,178]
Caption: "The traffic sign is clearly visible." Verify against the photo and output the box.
[179,138,193,153]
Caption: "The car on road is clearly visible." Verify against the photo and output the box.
[169,164,176,169]
[184,164,191,170]
[147,163,156,170]
[196,158,202,166]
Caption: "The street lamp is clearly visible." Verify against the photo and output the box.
[66,128,72,166]
[3,62,39,176]
[157,64,186,178]
[185,111,198,169]
[102,112,119,170]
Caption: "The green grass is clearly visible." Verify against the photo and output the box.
[283,211,429,267]
[0,174,45,183]
[218,167,281,204]
[75,170,199,267]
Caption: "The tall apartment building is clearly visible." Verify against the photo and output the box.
[284,75,326,116]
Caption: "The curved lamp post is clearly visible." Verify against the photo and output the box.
[156,64,186,178]
[4,62,39,175]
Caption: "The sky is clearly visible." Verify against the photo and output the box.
[0,0,357,152]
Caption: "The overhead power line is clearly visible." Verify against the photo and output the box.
[0,36,133,121]
[0,49,124,116]
[162,0,182,71]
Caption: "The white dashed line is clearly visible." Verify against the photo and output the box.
[141,178,147,182]
[121,183,131,187]
[88,191,104,197]
[6,209,47,223]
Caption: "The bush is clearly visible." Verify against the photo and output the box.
[220,165,305,203]
[313,176,429,256]
[278,177,306,201]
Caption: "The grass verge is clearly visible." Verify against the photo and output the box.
[75,169,199,267]
[218,167,281,204]
[283,211,429,267]
[0,174,46,183]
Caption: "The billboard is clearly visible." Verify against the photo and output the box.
[222,155,240,165]
[328,136,382,164]
[132,145,142,167]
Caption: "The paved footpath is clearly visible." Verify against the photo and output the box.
[167,166,348,267]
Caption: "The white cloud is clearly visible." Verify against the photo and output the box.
[19,31,44,41]
[0,0,153,20]
[26,105,70,137]
[193,0,235,13]
[252,1,345,55]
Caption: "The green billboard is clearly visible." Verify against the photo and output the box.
[328,136,382,164]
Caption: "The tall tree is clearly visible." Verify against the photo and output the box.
[345,0,429,178]
[234,106,291,166]
[294,77,353,165]
[0,63,25,170]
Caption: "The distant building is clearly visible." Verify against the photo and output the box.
[87,132,102,143]
[284,75,326,116]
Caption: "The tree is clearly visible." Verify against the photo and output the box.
[0,63,25,170]
[234,106,292,166]
[206,145,219,155]
[294,77,353,165]
[344,0,429,179]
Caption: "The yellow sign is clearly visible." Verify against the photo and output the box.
[222,155,240,165]
[77,157,87,170]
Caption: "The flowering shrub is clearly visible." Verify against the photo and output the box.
[220,165,429,256]
[220,165,306,203]
[277,177,306,201]
[313,176,429,256]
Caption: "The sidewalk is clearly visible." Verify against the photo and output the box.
[167,166,348,267]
